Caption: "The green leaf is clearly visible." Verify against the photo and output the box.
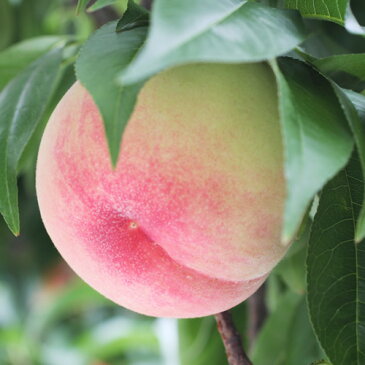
[0,48,63,235]
[333,88,365,241]
[120,0,307,85]
[0,36,65,91]
[88,0,127,12]
[252,292,323,365]
[314,54,365,81]
[78,317,159,360]
[75,21,147,166]
[116,0,149,32]
[179,317,227,365]
[271,58,354,243]
[0,0,14,51]
[179,303,247,365]
[76,0,91,14]
[25,279,110,339]
[274,226,310,294]
[285,0,348,25]
[285,299,325,365]
[344,7,365,36]
[307,154,365,365]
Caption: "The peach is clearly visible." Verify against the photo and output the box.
[36,63,286,318]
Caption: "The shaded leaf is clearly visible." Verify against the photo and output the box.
[271,58,353,243]
[0,48,63,235]
[121,0,307,85]
[345,6,365,36]
[314,54,365,82]
[251,292,301,365]
[116,0,149,32]
[285,299,325,365]
[75,21,147,166]
[307,154,365,365]
[274,228,309,294]
[333,88,365,241]
[0,0,14,51]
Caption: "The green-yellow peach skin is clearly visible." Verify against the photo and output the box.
[36,63,286,318]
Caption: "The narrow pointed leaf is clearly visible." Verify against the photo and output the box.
[75,21,147,166]
[121,0,306,85]
[271,58,354,243]
[0,36,65,90]
[88,0,126,12]
[307,154,365,365]
[76,0,91,14]
[0,48,63,235]
[314,54,365,82]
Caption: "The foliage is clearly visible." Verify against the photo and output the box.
[1,0,365,364]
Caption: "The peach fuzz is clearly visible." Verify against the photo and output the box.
[36,63,286,318]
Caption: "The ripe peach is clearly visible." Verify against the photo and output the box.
[36,63,286,318]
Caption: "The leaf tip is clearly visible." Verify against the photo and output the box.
[354,230,364,244]
[280,232,292,247]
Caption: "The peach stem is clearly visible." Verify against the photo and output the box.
[215,311,253,365]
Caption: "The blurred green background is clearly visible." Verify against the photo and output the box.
[3,0,363,364]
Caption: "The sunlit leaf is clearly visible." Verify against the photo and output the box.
[121,0,306,85]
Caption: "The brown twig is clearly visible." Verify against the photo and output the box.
[141,0,153,10]
[247,283,267,349]
[215,311,253,365]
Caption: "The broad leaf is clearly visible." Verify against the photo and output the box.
[0,36,64,90]
[307,154,365,365]
[285,0,365,37]
[285,0,348,25]
[121,0,306,85]
[0,48,63,235]
[271,58,353,243]
[75,21,147,166]
[333,88,365,241]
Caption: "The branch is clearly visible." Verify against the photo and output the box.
[215,311,253,365]
[141,0,153,10]
[247,283,267,349]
